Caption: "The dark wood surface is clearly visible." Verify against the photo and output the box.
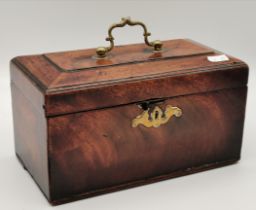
[12,39,246,94]
[11,39,248,117]
[10,65,49,199]
[10,38,249,205]
[48,87,247,203]
[44,39,214,71]
[45,65,248,116]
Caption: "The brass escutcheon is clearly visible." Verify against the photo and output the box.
[132,105,182,128]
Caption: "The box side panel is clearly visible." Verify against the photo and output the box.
[48,87,247,204]
[10,63,50,199]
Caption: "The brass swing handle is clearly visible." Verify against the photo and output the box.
[96,17,163,58]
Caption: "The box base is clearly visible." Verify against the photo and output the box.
[16,153,239,205]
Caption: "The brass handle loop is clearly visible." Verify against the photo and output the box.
[96,17,163,58]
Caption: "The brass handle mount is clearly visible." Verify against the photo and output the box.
[96,17,163,58]
[132,105,182,128]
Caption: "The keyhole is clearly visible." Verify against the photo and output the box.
[155,111,159,119]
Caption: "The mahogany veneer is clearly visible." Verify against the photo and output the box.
[10,39,248,205]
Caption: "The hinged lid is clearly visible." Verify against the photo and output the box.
[12,38,248,117]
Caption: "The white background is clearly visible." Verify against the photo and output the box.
[0,1,256,209]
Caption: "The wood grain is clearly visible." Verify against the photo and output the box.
[10,38,249,205]
[12,39,246,93]
[44,39,214,71]
[48,87,247,203]
[11,82,49,199]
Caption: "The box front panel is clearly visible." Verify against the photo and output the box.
[48,87,247,203]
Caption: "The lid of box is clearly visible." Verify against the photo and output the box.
[12,39,248,116]
[44,39,214,72]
